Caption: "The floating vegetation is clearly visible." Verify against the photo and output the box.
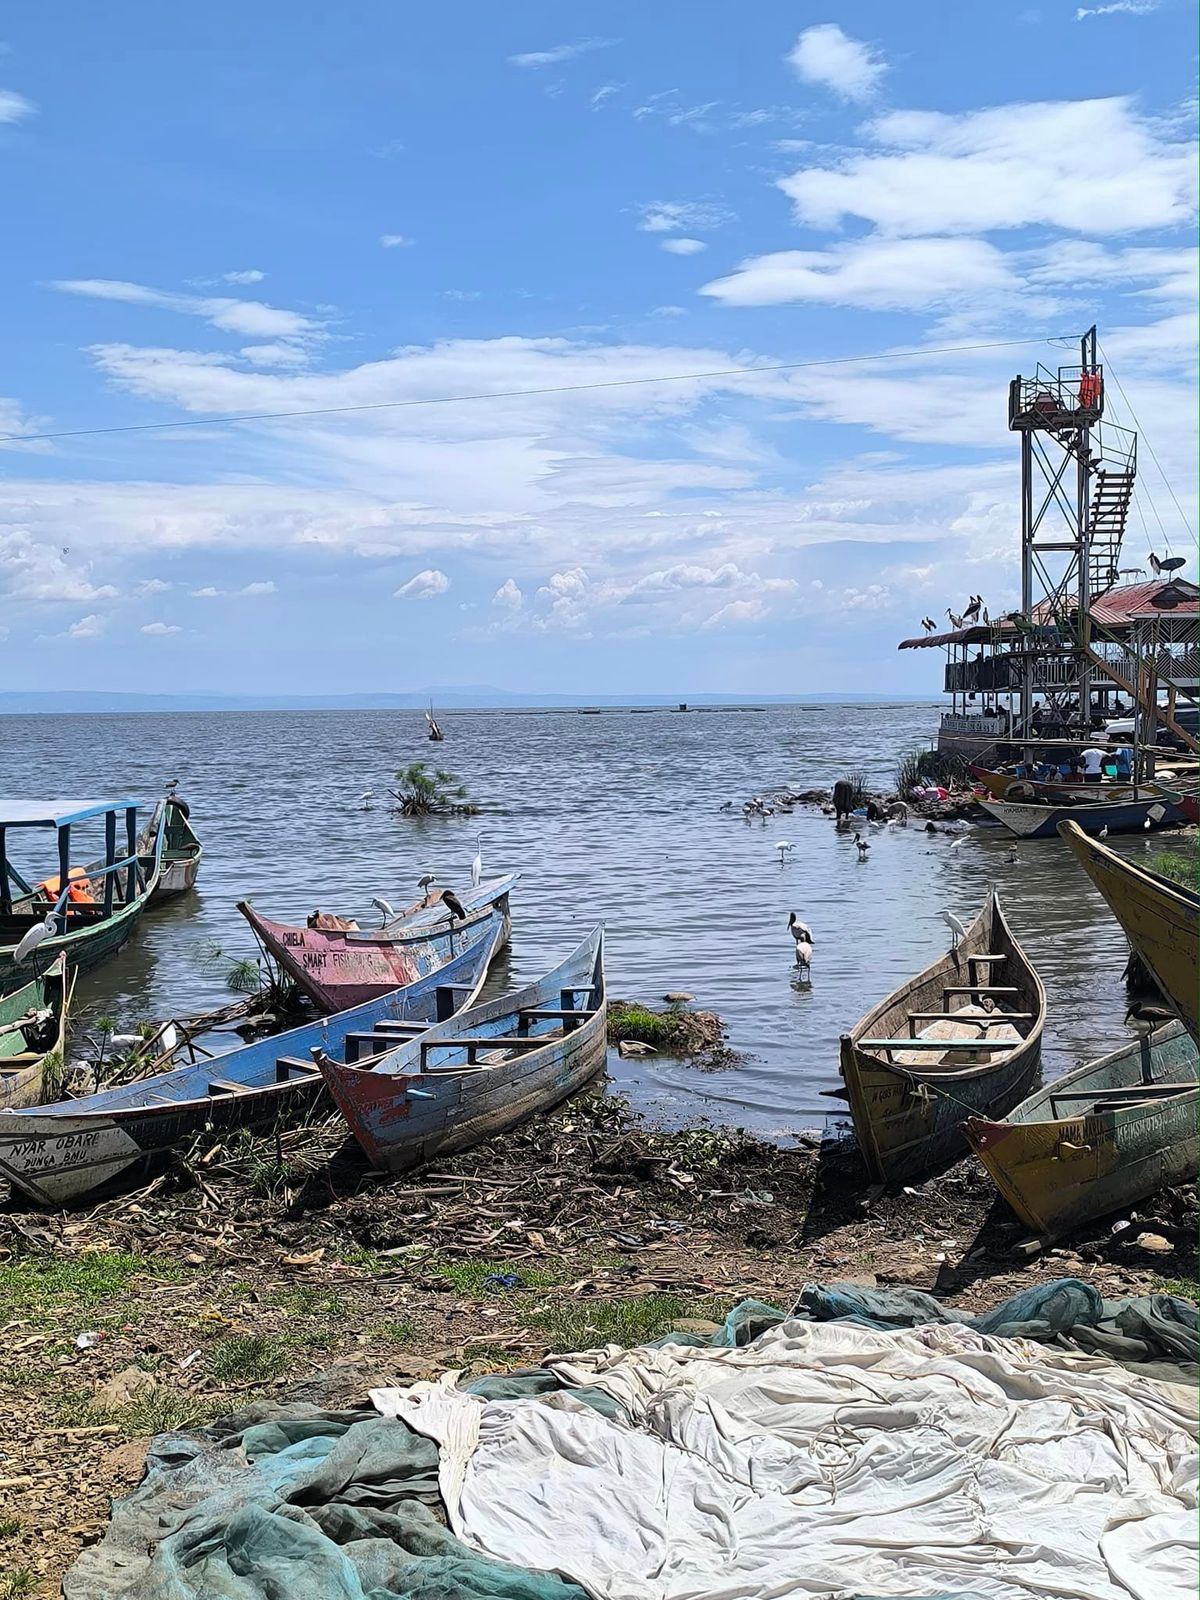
[607,1000,741,1069]
[389,761,478,816]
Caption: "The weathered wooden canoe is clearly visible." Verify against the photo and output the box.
[238,874,516,1013]
[0,800,165,992]
[969,764,1140,804]
[963,1022,1199,1237]
[839,890,1045,1184]
[1058,819,1199,1040]
[319,927,606,1174]
[140,797,202,903]
[0,955,70,1114]
[977,793,1184,839]
[0,920,504,1205]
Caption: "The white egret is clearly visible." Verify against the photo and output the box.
[14,913,56,966]
[470,835,483,888]
[941,909,968,947]
[358,791,374,811]
[950,836,966,850]
[1098,825,1109,839]
[775,841,795,864]
[371,896,397,922]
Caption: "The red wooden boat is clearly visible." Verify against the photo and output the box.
[238,874,516,1013]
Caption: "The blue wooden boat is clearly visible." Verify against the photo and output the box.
[320,928,606,1173]
[0,910,506,1205]
[0,799,167,991]
[976,793,1185,840]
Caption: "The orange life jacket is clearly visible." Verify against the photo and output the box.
[37,869,96,905]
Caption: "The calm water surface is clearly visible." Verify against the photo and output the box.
[0,704,1187,1137]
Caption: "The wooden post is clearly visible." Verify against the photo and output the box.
[125,808,137,904]
[0,827,8,917]
[104,809,116,916]
[57,823,71,934]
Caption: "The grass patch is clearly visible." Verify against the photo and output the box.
[0,1570,35,1600]
[0,1251,189,1319]
[374,1317,418,1344]
[429,1259,565,1294]
[1158,1277,1200,1303]
[0,1519,21,1539]
[607,1003,724,1055]
[206,1333,292,1386]
[531,1293,728,1354]
[1149,845,1200,894]
[895,747,967,795]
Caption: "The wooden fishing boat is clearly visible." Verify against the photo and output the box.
[0,920,504,1205]
[0,955,70,1114]
[319,927,606,1174]
[426,707,445,742]
[976,793,1183,839]
[839,890,1045,1184]
[0,800,166,992]
[238,874,517,1012]
[963,1022,1199,1237]
[1058,819,1198,1039]
[969,763,1140,804]
[139,796,202,903]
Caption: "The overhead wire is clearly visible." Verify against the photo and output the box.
[0,333,1077,446]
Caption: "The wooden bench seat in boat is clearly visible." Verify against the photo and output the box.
[942,986,1020,999]
[420,1032,565,1066]
[275,1056,322,1081]
[860,1037,1020,1052]
[208,1078,252,1095]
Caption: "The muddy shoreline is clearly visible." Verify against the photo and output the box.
[2,1090,1195,1594]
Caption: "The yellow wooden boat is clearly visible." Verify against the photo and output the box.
[1058,820,1198,1040]
[839,890,1046,1184]
[964,1021,1199,1238]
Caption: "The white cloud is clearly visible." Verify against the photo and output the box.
[240,342,311,367]
[786,24,886,102]
[0,88,34,123]
[1076,0,1157,15]
[779,97,1198,235]
[190,580,276,598]
[191,585,222,597]
[223,269,265,285]
[237,580,276,596]
[380,234,412,249]
[492,578,523,610]
[395,568,450,598]
[701,237,1024,311]
[661,238,707,256]
[508,38,615,69]
[65,614,103,640]
[135,577,172,594]
[1026,242,1197,303]
[0,531,118,604]
[632,92,720,131]
[591,83,621,110]
[635,200,730,235]
[701,598,766,629]
[140,621,181,635]
[50,279,324,343]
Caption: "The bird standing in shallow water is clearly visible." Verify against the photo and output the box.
[853,833,870,858]
[787,913,814,975]
[775,841,795,864]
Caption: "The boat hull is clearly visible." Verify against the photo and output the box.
[0,956,69,1113]
[0,923,503,1204]
[240,876,515,1012]
[142,800,203,905]
[977,795,1184,839]
[840,891,1045,1184]
[969,766,1139,804]
[963,1023,1200,1236]
[321,929,606,1174]
[1058,820,1199,1040]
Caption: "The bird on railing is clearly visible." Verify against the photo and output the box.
[13,913,56,966]
[921,616,937,633]
[1150,553,1186,576]
[1125,1000,1176,1032]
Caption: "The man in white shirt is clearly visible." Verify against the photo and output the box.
[1080,747,1107,783]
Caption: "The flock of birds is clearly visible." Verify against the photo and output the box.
[918,557,1186,636]
[369,835,485,929]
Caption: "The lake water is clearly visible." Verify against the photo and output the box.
[0,703,1187,1137]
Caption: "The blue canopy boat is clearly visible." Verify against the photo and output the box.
[0,908,506,1205]
[0,799,167,991]
[320,928,606,1173]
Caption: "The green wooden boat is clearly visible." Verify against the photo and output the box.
[0,953,70,1112]
[138,795,203,903]
[963,1022,1199,1237]
[0,799,166,991]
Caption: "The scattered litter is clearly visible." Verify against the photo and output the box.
[74,1331,101,1350]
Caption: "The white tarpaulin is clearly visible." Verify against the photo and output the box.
[373,1318,1198,1600]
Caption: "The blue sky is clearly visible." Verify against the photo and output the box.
[0,2,1196,695]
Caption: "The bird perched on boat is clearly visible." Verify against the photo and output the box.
[1125,999,1177,1032]
[787,913,814,974]
[470,835,483,888]
[371,896,397,923]
[941,909,968,947]
[13,913,56,966]
[920,616,937,633]
[1150,552,1186,576]
[357,791,373,811]
[1098,825,1109,839]
[852,832,870,858]
[775,841,795,864]
[946,608,965,629]
[417,873,436,894]
[962,596,982,623]
[441,889,468,922]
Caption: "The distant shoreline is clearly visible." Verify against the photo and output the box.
[0,693,939,716]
